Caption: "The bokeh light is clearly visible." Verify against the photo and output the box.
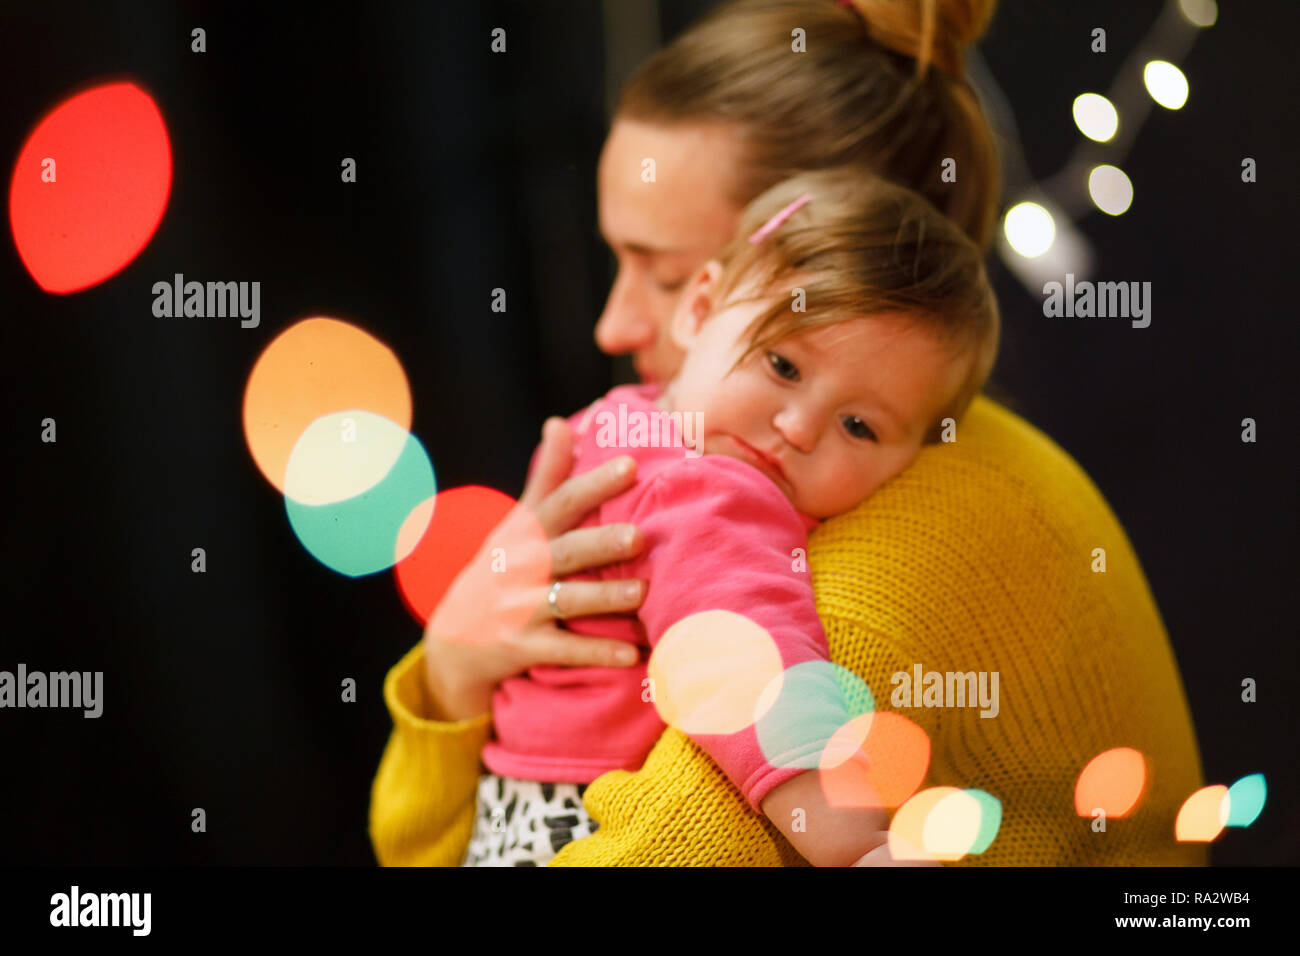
[923,789,984,860]
[284,416,436,577]
[1144,60,1189,110]
[1003,201,1056,258]
[10,82,171,292]
[283,410,410,507]
[1088,165,1134,216]
[1223,773,1266,827]
[1178,0,1217,28]
[1072,93,1119,142]
[243,317,412,494]
[1074,747,1147,818]
[400,486,550,644]
[647,610,785,736]
[1176,785,1229,842]
[888,787,1002,862]
[964,789,1003,855]
[754,660,874,770]
[817,711,930,809]
[889,787,957,862]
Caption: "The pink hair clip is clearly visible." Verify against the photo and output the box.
[748,193,813,244]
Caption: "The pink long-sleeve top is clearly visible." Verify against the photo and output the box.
[481,384,829,811]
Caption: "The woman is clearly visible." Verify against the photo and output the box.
[370,0,1205,866]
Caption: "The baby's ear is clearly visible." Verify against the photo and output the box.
[669,259,725,349]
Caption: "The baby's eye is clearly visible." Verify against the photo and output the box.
[842,415,878,442]
[767,352,799,381]
[655,275,688,293]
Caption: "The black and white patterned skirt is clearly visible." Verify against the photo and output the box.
[461,774,600,867]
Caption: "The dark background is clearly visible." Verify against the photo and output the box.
[1,0,1295,865]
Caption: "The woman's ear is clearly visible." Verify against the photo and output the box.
[669,259,725,350]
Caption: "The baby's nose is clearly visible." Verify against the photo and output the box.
[773,407,818,453]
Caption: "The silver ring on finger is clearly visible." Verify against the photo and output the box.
[547,581,564,619]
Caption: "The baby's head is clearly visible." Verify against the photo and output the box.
[658,167,1000,520]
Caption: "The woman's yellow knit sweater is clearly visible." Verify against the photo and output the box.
[369,397,1207,866]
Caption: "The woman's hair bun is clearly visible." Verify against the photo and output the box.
[842,0,997,80]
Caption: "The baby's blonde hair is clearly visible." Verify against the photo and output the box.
[712,166,1000,444]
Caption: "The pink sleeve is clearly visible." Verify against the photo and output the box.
[626,456,830,811]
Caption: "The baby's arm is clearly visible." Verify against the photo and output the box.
[632,459,935,865]
[760,771,935,866]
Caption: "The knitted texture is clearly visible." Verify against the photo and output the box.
[370,396,1206,866]
[370,645,492,867]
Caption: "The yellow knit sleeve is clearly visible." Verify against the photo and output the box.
[369,642,491,867]
[550,724,808,866]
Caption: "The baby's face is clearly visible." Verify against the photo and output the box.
[660,264,970,519]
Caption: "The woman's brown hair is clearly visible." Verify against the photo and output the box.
[615,0,1001,251]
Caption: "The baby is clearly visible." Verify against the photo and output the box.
[460,166,1000,866]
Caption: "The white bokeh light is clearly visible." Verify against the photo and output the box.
[1003,202,1056,258]
[1178,0,1217,27]
[1088,165,1134,216]
[1144,61,1189,110]
[1073,93,1119,142]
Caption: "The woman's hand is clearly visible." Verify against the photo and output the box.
[422,417,648,721]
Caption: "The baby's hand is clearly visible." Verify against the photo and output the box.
[763,771,946,866]
[851,839,943,867]
[761,770,891,866]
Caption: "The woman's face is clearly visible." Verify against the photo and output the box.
[595,118,745,384]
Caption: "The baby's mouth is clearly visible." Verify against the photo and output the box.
[726,435,791,491]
